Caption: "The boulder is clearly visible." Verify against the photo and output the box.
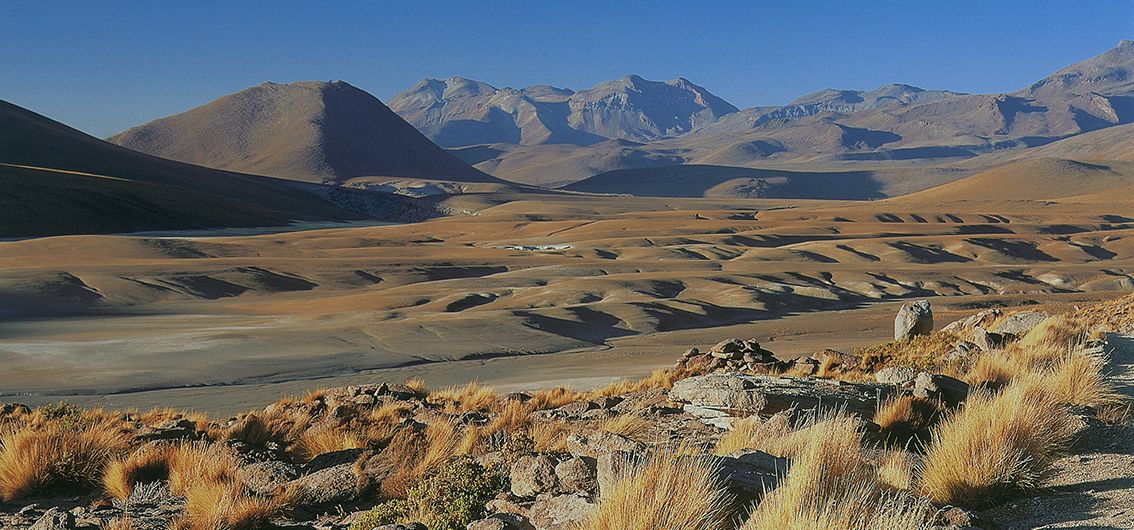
[972,326,1010,351]
[305,448,365,473]
[991,311,1049,337]
[554,456,597,494]
[373,524,427,530]
[528,493,595,530]
[284,462,359,506]
[670,373,887,419]
[565,430,646,459]
[510,455,559,498]
[895,300,933,341]
[238,460,298,494]
[874,366,919,386]
[913,372,970,407]
[682,347,701,358]
[467,513,536,530]
[692,451,785,498]
[940,308,1000,334]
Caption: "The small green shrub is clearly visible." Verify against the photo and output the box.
[350,459,504,530]
[349,499,404,530]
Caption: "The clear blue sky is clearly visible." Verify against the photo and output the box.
[2,1,1131,137]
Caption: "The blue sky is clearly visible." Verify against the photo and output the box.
[2,1,1131,137]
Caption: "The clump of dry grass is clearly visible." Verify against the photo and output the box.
[527,387,585,411]
[0,421,128,500]
[428,381,500,414]
[177,478,281,530]
[742,412,933,529]
[226,409,309,448]
[874,448,916,491]
[712,413,792,456]
[598,414,651,442]
[581,452,730,530]
[404,378,430,398]
[918,377,1078,508]
[292,424,364,462]
[873,395,943,446]
[103,444,175,500]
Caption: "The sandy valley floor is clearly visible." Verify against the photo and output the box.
[2,192,1132,414]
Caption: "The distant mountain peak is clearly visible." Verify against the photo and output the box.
[389,74,738,147]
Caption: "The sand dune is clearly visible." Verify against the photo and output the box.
[3,192,1132,398]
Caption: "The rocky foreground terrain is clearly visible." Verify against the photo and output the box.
[1,295,1131,530]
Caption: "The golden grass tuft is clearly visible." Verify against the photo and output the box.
[598,414,651,442]
[918,377,1078,508]
[177,478,281,530]
[103,444,174,500]
[873,395,943,445]
[226,410,309,448]
[581,452,730,530]
[0,421,128,500]
[743,412,933,529]
[292,424,364,462]
[404,378,430,398]
[428,381,500,413]
[712,413,792,456]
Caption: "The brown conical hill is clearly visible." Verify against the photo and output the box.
[110,81,497,184]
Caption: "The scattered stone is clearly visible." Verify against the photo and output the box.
[467,513,535,530]
[875,366,919,386]
[139,418,198,441]
[710,338,747,359]
[895,300,934,341]
[528,493,595,530]
[553,401,597,418]
[554,456,597,494]
[510,455,559,498]
[566,430,646,458]
[29,508,74,530]
[352,394,377,406]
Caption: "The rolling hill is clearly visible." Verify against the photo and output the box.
[110,81,497,184]
[0,100,382,237]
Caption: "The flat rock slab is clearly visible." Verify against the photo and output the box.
[670,373,888,419]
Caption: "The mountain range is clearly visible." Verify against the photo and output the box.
[386,75,738,147]
[388,40,1134,186]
